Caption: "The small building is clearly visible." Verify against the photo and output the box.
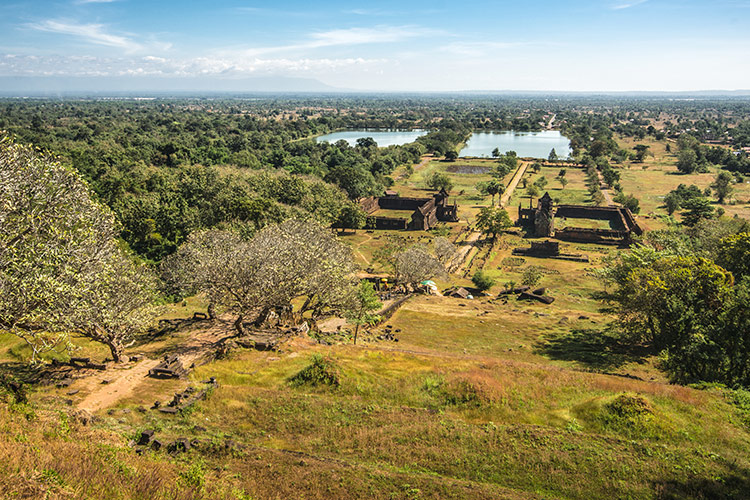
[358,188,459,231]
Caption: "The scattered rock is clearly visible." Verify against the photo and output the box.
[56,378,73,388]
[167,438,191,455]
[137,430,155,446]
[150,439,163,451]
[71,409,93,426]
[66,389,80,396]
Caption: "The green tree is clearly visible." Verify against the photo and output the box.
[681,197,714,226]
[522,267,543,287]
[426,171,454,192]
[716,232,750,279]
[475,207,512,241]
[633,144,650,163]
[335,203,367,230]
[677,149,698,174]
[346,280,382,345]
[711,171,734,204]
[613,192,641,214]
[0,136,125,361]
[559,177,569,190]
[471,270,496,292]
[548,148,558,162]
[444,150,458,161]
[664,192,681,215]
[476,179,504,206]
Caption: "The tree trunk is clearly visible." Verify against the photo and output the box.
[254,307,271,327]
[353,323,360,345]
[207,302,217,321]
[105,338,123,363]
[234,315,245,336]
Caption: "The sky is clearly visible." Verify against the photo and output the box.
[0,0,749,92]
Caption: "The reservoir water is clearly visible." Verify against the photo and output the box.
[315,129,427,147]
[460,131,571,159]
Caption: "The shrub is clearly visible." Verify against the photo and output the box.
[606,393,653,419]
[521,267,543,287]
[289,354,341,388]
[472,270,496,292]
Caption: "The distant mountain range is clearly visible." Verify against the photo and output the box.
[0,75,342,96]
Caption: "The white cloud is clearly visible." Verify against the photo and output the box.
[234,25,438,56]
[29,20,142,51]
[26,19,171,53]
[612,0,649,10]
[0,53,385,78]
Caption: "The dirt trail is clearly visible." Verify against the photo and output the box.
[396,155,432,180]
[447,230,482,274]
[76,320,234,413]
[449,161,529,274]
[596,171,616,206]
[500,161,529,208]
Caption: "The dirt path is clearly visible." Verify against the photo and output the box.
[396,155,432,181]
[500,161,529,208]
[448,231,483,274]
[448,161,529,275]
[353,231,373,266]
[76,320,235,413]
[597,171,616,206]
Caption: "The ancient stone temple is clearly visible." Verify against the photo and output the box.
[519,191,643,245]
[534,192,555,237]
[357,188,459,231]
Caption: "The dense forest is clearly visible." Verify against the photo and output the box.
[2,95,750,260]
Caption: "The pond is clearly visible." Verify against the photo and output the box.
[315,129,427,147]
[460,131,572,159]
[445,164,491,174]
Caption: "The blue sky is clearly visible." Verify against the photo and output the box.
[1,0,749,91]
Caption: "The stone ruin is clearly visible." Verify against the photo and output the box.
[148,354,188,379]
[512,240,589,263]
[356,188,459,231]
[498,285,555,305]
[518,192,643,245]
[151,377,219,415]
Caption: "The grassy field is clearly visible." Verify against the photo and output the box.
[4,146,750,499]
[615,136,750,220]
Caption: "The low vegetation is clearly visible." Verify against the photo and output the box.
[3,95,750,499]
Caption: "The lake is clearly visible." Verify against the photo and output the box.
[460,131,571,159]
[315,129,427,147]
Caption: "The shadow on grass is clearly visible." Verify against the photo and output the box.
[534,327,651,372]
[655,463,750,500]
